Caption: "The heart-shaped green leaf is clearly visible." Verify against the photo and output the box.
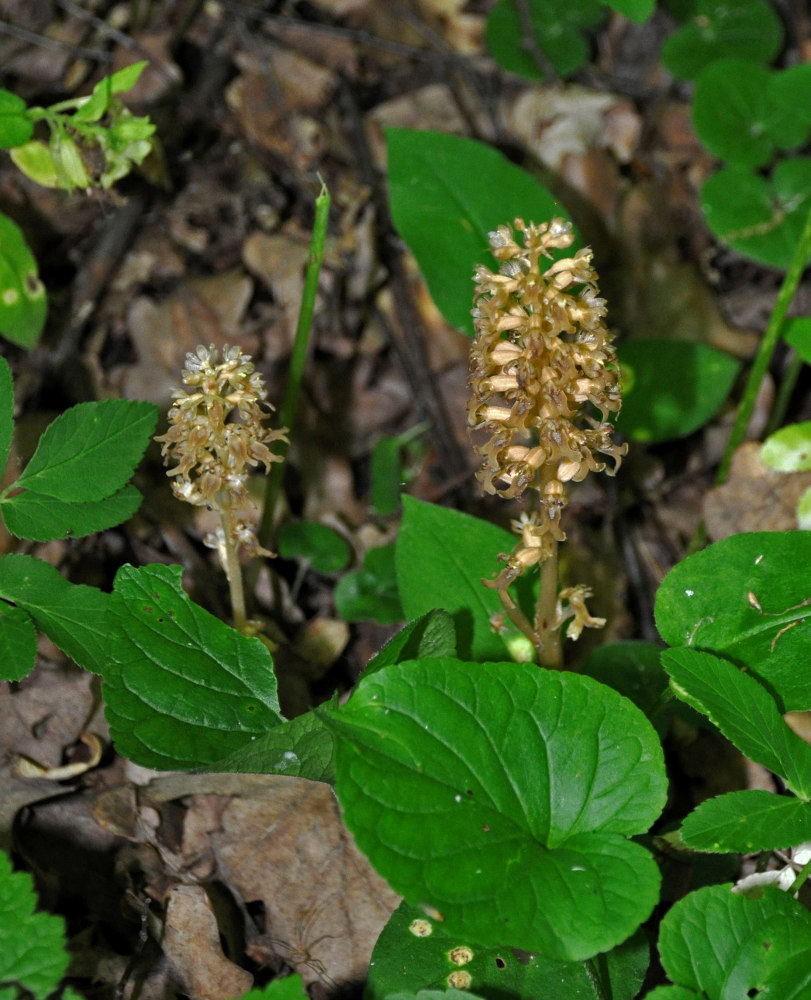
[329,659,666,961]
[655,531,811,712]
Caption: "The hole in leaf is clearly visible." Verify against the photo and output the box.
[494,956,506,970]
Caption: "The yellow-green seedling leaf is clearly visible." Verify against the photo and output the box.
[13,398,157,501]
[0,212,47,348]
[0,357,13,477]
[328,659,666,961]
[51,133,90,189]
[386,129,567,336]
[0,850,69,1000]
[762,421,811,473]
[662,647,811,798]
[655,531,811,711]
[681,790,811,854]
[485,0,604,81]
[662,0,782,79]
[2,484,143,541]
[0,89,33,148]
[657,884,811,998]
[277,520,351,574]
[0,603,36,681]
[9,140,61,188]
[239,973,307,1000]
[74,60,148,123]
[616,339,739,443]
[213,700,337,784]
[366,900,649,1000]
[396,496,535,662]
[0,552,108,674]
[701,159,811,270]
[104,564,284,770]
[783,316,811,364]
[365,610,456,676]
[604,0,655,20]
[798,486,811,530]
[335,543,403,624]
[692,60,809,168]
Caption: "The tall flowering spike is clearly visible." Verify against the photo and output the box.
[156,344,288,556]
[468,218,627,662]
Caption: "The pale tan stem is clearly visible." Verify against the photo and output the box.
[217,495,247,633]
[534,539,562,669]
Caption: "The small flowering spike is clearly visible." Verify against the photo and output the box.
[468,219,627,666]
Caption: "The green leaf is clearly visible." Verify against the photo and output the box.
[768,63,811,128]
[9,141,61,189]
[485,0,604,81]
[371,438,405,517]
[104,563,284,770]
[277,520,351,574]
[0,89,33,148]
[662,647,811,797]
[579,641,676,736]
[396,496,527,662]
[604,0,655,20]
[0,851,69,1000]
[328,659,666,961]
[365,610,457,676]
[386,129,567,336]
[239,974,307,1000]
[681,790,811,853]
[692,60,808,168]
[211,703,336,784]
[654,531,811,711]
[783,316,811,364]
[0,552,108,673]
[701,160,811,270]
[366,899,650,1000]
[1,484,143,541]
[657,884,811,998]
[74,61,148,123]
[616,339,740,443]
[335,543,403,624]
[761,421,811,472]
[14,398,157,501]
[642,989,700,1000]
[661,0,783,79]
[0,356,13,478]
[385,992,485,1000]
[0,212,47,349]
[0,604,37,681]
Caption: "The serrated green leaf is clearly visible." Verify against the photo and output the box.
[0,89,33,149]
[485,0,603,81]
[329,659,666,961]
[335,543,403,624]
[761,421,811,473]
[0,850,69,999]
[212,702,336,783]
[784,316,811,364]
[365,610,457,676]
[104,563,284,769]
[655,531,811,711]
[386,129,568,336]
[14,398,157,501]
[366,899,649,1000]
[1,484,143,541]
[662,647,811,797]
[681,790,811,853]
[692,60,808,168]
[616,339,739,443]
[277,520,351,574]
[0,552,108,672]
[395,496,530,662]
[0,212,47,348]
[0,356,13,477]
[661,0,782,79]
[0,604,36,681]
[701,160,811,270]
[658,884,811,998]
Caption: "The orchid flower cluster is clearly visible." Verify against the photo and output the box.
[468,218,626,666]
[156,344,287,629]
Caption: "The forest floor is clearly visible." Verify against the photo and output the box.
[1,2,810,998]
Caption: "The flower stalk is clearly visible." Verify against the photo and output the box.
[468,218,626,667]
[156,344,288,632]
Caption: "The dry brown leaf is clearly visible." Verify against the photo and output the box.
[241,231,309,359]
[703,442,811,541]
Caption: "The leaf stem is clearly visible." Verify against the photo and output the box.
[716,201,811,485]
[218,494,247,632]
[257,179,330,550]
